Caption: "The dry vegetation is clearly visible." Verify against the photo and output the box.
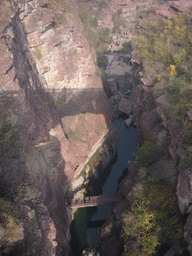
[0,1,13,28]
[133,14,192,121]
[122,180,184,256]
[78,1,112,53]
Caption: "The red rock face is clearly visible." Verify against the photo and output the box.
[2,0,192,254]
[0,1,113,255]
[2,1,113,184]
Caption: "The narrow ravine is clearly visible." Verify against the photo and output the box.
[70,119,137,255]
[87,119,137,248]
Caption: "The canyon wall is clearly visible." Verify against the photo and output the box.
[98,1,192,255]
[1,0,192,255]
[0,0,115,255]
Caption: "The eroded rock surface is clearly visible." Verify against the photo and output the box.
[99,1,192,255]
[1,0,192,255]
[0,0,114,254]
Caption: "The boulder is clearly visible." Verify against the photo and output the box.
[131,51,142,65]
[141,76,157,88]
[168,143,180,163]
[155,6,178,19]
[157,129,170,147]
[139,108,164,142]
[155,93,171,111]
[143,85,153,94]
[118,98,133,115]
[125,117,132,128]
[170,1,192,13]
[139,71,144,78]
[106,59,132,76]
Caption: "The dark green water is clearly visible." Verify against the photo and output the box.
[70,119,137,255]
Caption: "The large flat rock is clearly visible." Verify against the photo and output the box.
[118,97,133,115]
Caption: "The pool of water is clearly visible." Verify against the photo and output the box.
[87,120,137,248]
[70,119,137,255]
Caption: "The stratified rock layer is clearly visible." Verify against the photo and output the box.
[0,0,113,254]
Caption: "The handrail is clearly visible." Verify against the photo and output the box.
[65,194,123,208]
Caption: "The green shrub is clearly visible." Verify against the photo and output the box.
[48,0,65,9]
[15,184,42,206]
[79,10,89,25]
[86,26,112,51]
[90,17,98,29]
[0,121,18,157]
[122,180,183,255]
[132,14,192,125]
[87,27,98,48]
[98,28,111,43]
[78,3,112,52]
[0,184,42,255]
[112,9,126,33]
[134,141,161,167]
[0,198,22,253]
[53,12,66,27]
[33,47,42,60]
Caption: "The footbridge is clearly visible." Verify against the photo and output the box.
[65,194,124,209]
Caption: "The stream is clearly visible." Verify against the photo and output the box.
[70,119,137,255]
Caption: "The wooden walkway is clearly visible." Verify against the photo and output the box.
[65,194,123,208]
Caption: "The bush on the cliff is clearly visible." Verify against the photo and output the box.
[112,9,126,33]
[0,198,23,253]
[132,14,192,126]
[78,3,112,52]
[134,141,161,167]
[122,180,184,255]
[0,121,19,163]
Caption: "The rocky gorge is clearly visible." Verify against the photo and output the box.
[0,0,115,254]
[1,0,192,255]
